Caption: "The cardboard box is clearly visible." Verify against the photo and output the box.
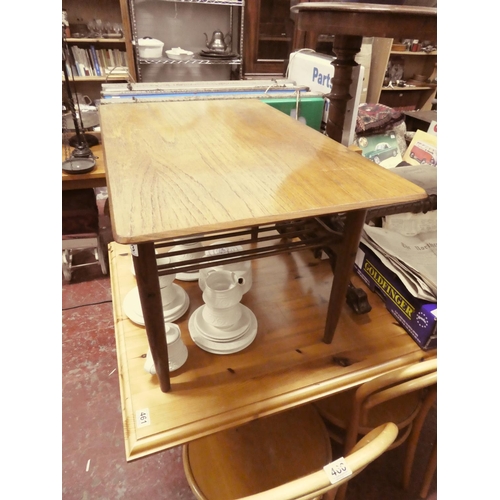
[354,242,437,350]
[287,50,365,146]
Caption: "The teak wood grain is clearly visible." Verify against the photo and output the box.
[109,242,436,461]
[99,99,426,244]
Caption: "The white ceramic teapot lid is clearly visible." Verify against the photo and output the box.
[135,37,163,46]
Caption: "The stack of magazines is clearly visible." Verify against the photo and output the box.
[360,222,437,302]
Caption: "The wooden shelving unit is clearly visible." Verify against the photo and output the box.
[62,0,137,101]
[243,0,294,76]
[367,38,437,111]
[128,0,245,81]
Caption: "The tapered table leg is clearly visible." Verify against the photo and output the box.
[323,209,366,343]
[132,242,171,392]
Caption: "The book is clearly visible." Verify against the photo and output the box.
[89,45,102,76]
[355,130,403,169]
[403,130,437,166]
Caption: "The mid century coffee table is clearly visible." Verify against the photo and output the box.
[100,99,426,393]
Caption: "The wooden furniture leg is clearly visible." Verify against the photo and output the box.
[323,209,366,343]
[290,3,437,144]
[402,386,437,493]
[420,440,437,499]
[133,242,171,392]
[325,35,363,142]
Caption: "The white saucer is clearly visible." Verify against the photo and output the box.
[175,270,200,282]
[194,304,251,342]
[123,283,190,325]
[188,305,257,354]
[168,244,205,281]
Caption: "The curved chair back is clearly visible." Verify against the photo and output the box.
[183,403,397,500]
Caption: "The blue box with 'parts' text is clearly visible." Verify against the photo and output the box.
[354,242,437,350]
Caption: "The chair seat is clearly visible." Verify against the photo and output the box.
[183,404,332,500]
[62,189,99,236]
[314,388,422,435]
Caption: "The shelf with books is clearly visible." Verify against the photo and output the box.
[65,43,130,79]
[62,0,137,101]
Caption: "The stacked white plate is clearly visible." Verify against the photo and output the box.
[123,283,189,325]
[188,303,257,355]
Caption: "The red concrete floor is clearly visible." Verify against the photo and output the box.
[62,190,437,499]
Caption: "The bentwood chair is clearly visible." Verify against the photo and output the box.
[402,385,437,498]
[182,403,397,500]
[313,358,437,500]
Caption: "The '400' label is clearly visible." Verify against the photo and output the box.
[323,457,352,484]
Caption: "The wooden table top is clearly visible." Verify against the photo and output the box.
[109,241,436,461]
[62,141,107,191]
[99,99,426,244]
[291,2,437,40]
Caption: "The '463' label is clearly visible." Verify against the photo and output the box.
[323,457,352,484]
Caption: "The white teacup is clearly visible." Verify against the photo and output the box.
[143,323,188,374]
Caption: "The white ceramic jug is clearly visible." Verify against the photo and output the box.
[202,269,245,309]
[201,269,246,328]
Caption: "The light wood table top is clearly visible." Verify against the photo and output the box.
[110,241,436,461]
[99,99,426,244]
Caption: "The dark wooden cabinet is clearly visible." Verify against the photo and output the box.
[243,0,294,77]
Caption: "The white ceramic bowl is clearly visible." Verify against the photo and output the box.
[166,47,194,60]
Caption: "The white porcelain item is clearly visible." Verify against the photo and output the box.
[202,269,245,310]
[122,284,190,325]
[195,304,252,342]
[199,244,252,294]
[167,242,205,281]
[189,305,258,354]
[133,37,164,58]
[130,254,177,282]
[201,302,243,329]
[143,323,188,374]
[165,47,194,60]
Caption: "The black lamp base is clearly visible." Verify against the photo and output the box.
[69,133,99,148]
[62,156,96,175]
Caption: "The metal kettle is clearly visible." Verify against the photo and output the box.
[204,30,232,52]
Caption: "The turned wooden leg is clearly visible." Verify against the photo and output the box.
[325,35,363,143]
[323,209,366,343]
[133,242,171,392]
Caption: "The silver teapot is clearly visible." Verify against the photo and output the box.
[204,30,232,52]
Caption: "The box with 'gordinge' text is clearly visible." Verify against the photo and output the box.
[354,243,437,350]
